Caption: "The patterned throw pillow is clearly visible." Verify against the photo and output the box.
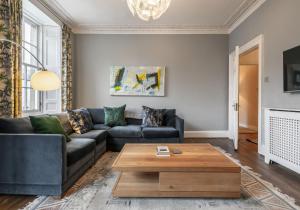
[67,108,94,134]
[142,106,164,127]
[51,113,74,135]
[104,105,127,127]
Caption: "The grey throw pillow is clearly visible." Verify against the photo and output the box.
[142,106,164,127]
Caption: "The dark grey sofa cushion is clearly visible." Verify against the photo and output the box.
[126,118,142,125]
[142,127,179,138]
[163,109,176,127]
[93,124,111,130]
[66,138,96,166]
[108,125,142,138]
[87,108,104,124]
[0,117,33,133]
[70,130,107,145]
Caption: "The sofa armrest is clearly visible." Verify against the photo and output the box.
[0,134,67,186]
[175,116,184,142]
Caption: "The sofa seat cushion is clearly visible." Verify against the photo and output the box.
[142,127,179,138]
[70,130,107,145]
[66,138,96,166]
[93,124,111,130]
[108,125,142,138]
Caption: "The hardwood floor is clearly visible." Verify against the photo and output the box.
[1,138,300,209]
[186,138,300,206]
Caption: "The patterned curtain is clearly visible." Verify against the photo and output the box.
[61,24,73,111]
[0,0,22,118]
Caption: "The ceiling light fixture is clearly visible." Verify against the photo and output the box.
[127,0,171,21]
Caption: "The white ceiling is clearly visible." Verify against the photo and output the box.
[38,0,266,34]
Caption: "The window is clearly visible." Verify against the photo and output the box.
[22,18,41,113]
[22,0,62,115]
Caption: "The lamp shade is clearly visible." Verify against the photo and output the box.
[31,70,61,91]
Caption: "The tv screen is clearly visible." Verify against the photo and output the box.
[284,45,300,92]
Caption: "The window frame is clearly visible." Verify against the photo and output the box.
[21,16,43,114]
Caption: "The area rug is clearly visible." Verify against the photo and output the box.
[23,149,300,210]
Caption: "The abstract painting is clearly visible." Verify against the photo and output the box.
[110,66,165,96]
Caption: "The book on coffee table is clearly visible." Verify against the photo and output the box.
[156,146,170,157]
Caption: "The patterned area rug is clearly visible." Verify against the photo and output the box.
[23,149,300,210]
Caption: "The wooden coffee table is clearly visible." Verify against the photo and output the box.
[112,143,241,198]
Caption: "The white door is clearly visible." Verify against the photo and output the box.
[42,26,61,113]
[232,46,240,150]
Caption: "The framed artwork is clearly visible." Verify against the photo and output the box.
[110,66,165,96]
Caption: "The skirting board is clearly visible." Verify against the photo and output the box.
[239,123,258,132]
[184,131,230,138]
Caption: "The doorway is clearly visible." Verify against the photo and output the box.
[228,34,264,155]
[238,48,259,151]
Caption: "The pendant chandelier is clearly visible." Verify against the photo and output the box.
[127,0,172,21]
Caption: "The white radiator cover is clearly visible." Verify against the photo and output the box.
[265,109,300,174]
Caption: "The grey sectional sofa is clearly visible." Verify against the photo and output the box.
[0,108,184,196]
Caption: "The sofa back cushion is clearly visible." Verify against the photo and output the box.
[163,109,176,127]
[126,118,142,125]
[87,108,105,124]
[0,117,34,133]
[88,107,176,127]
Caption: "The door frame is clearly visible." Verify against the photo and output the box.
[228,34,264,155]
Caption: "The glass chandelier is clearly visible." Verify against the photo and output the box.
[127,0,172,21]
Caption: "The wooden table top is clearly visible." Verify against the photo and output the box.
[112,143,240,172]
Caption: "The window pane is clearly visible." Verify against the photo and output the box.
[23,88,40,112]
[22,65,26,80]
[26,66,38,80]
[24,21,37,45]
[22,88,26,110]
[23,42,38,66]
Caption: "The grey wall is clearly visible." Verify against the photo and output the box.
[74,34,229,131]
[229,0,300,143]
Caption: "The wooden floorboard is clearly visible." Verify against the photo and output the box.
[0,138,299,209]
[186,138,300,206]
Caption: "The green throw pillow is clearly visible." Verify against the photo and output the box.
[30,115,71,142]
[104,105,127,127]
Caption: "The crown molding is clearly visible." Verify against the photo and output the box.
[37,0,266,34]
[228,0,267,33]
[224,0,256,27]
[73,25,229,35]
[35,0,75,27]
